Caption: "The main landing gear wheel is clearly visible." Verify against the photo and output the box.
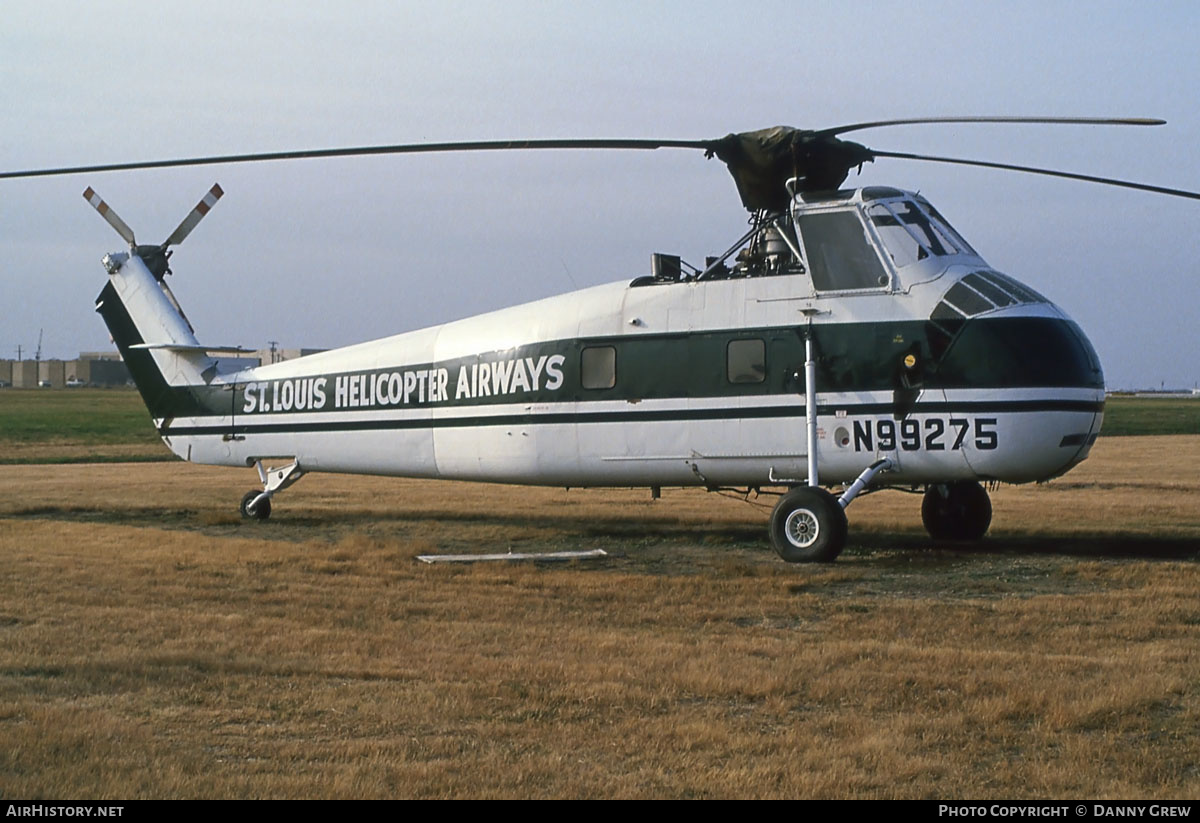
[240,490,271,521]
[769,487,848,563]
[921,480,992,541]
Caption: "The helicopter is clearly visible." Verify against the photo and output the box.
[5,116,1199,562]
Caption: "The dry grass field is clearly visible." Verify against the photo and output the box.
[0,436,1197,799]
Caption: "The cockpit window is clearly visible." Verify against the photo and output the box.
[916,199,976,256]
[796,210,889,291]
[962,272,1016,307]
[866,204,923,268]
[925,267,1048,359]
[985,270,1047,303]
[894,201,950,255]
[867,199,975,267]
[929,269,1050,340]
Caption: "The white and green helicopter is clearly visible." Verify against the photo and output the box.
[8,117,1199,561]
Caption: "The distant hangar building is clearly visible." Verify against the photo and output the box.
[0,352,131,387]
[0,347,324,387]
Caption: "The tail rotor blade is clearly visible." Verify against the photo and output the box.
[163,183,223,247]
[82,187,135,245]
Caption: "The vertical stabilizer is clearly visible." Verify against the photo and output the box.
[95,252,219,419]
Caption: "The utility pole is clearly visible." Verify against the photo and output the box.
[269,340,279,364]
[16,344,22,360]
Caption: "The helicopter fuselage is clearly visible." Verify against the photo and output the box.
[97,186,1104,493]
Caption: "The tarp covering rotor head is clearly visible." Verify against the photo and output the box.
[705,126,876,211]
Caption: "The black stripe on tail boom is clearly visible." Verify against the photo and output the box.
[95,281,200,420]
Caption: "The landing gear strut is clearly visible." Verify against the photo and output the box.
[768,335,891,563]
[769,333,850,563]
[239,459,303,522]
[921,480,992,540]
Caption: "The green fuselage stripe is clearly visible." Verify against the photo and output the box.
[97,279,1103,427]
[160,398,1104,438]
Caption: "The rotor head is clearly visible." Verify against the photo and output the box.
[82,183,223,280]
[705,127,876,211]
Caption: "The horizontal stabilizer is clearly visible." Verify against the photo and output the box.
[129,342,254,355]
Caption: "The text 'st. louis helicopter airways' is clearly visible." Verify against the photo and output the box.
[6,116,1198,561]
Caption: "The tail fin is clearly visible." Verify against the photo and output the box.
[95,253,221,419]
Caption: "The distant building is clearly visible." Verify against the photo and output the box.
[253,347,327,365]
[11,360,37,387]
[77,358,130,386]
[74,352,130,386]
[0,352,128,387]
[38,359,67,388]
[0,346,323,388]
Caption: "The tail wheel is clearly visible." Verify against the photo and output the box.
[240,490,271,521]
[921,481,991,540]
[769,487,848,563]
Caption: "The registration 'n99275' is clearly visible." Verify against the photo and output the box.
[851,418,998,452]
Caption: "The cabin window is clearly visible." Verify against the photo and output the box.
[727,339,766,384]
[797,211,890,292]
[581,346,616,389]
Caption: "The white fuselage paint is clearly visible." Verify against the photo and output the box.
[105,188,1103,491]
[145,276,1101,489]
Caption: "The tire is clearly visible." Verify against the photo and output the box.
[240,490,271,521]
[769,487,848,563]
[921,481,991,541]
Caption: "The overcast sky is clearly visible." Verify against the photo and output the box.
[4,1,1199,389]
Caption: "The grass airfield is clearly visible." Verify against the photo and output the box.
[0,390,1197,798]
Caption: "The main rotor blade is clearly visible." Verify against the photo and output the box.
[871,149,1200,201]
[1,138,711,180]
[82,187,135,245]
[163,183,224,247]
[819,116,1165,138]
